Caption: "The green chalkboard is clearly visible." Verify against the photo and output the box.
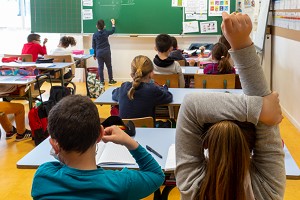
[83,0,183,34]
[30,0,81,33]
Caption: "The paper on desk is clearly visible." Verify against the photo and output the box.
[165,144,176,171]
[183,49,197,54]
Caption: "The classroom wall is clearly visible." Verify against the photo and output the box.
[85,35,219,81]
[272,36,300,131]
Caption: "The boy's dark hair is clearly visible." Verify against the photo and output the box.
[155,34,172,53]
[48,95,101,153]
[27,33,40,42]
[170,36,178,49]
[60,36,77,48]
[96,19,105,30]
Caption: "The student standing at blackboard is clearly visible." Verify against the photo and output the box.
[153,34,185,88]
[92,19,117,86]
[21,33,48,62]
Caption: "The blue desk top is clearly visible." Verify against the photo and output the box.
[94,87,244,106]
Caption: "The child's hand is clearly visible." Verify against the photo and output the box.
[111,19,115,25]
[221,12,252,50]
[102,125,138,150]
[43,38,48,45]
[259,92,283,125]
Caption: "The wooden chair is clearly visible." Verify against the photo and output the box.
[177,60,186,66]
[100,117,154,128]
[194,74,236,89]
[4,54,33,62]
[43,55,76,92]
[123,117,154,128]
[152,74,179,88]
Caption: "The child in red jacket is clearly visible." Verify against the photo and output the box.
[22,33,48,61]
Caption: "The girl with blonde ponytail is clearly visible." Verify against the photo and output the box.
[176,12,285,200]
[112,55,172,119]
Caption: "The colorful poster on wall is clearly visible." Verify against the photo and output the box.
[209,0,230,16]
[200,21,218,33]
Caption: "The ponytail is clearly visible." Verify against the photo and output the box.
[196,121,252,200]
[211,43,234,74]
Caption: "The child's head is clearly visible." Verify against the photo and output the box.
[211,42,233,73]
[27,33,41,43]
[127,55,154,100]
[96,19,105,30]
[48,95,101,154]
[198,120,255,200]
[170,36,178,50]
[155,34,173,53]
[59,36,77,48]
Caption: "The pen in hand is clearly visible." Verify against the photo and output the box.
[146,145,163,159]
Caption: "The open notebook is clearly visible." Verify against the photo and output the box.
[164,144,176,171]
[95,142,135,166]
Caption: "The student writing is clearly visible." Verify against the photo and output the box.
[175,12,285,200]
[112,55,173,120]
[31,95,165,200]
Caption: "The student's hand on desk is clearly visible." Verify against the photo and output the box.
[221,12,253,51]
[102,125,139,150]
[259,92,283,125]
[43,38,48,46]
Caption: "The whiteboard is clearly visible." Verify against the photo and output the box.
[253,0,271,52]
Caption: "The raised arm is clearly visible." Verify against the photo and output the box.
[221,12,285,199]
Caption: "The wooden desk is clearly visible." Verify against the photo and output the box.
[0,62,74,85]
[0,75,44,108]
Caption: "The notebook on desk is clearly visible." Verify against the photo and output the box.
[165,144,176,172]
[95,142,135,166]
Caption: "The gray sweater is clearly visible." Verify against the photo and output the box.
[175,45,285,200]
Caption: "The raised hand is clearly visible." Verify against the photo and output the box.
[221,12,252,50]
[111,19,115,25]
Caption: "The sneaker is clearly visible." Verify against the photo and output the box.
[15,129,32,142]
[109,79,117,86]
[6,126,17,139]
[100,81,105,86]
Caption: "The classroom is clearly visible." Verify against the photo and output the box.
[0,0,300,199]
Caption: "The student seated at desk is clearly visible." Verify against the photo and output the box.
[169,36,189,66]
[112,55,172,120]
[0,86,32,141]
[31,95,165,200]
[175,12,285,200]
[21,33,48,62]
[50,36,77,77]
[203,42,236,74]
[153,34,185,88]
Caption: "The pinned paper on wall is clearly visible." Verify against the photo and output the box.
[82,9,93,20]
[186,13,207,20]
[209,0,230,16]
[200,21,218,33]
[172,0,183,7]
[183,21,199,33]
[83,0,93,6]
[185,0,207,14]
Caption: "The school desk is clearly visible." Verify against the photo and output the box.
[94,87,244,106]
[17,128,176,200]
[0,75,45,109]
[0,62,74,85]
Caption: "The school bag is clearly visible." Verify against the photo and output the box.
[28,74,74,146]
[87,72,104,98]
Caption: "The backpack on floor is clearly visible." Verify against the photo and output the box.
[87,72,103,98]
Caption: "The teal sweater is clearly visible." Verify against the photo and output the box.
[31,145,164,200]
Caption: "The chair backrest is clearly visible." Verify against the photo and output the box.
[44,55,73,63]
[152,74,179,88]
[4,54,33,62]
[177,60,186,66]
[194,74,236,89]
[122,117,154,128]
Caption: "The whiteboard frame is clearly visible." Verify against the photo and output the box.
[253,0,271,52]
